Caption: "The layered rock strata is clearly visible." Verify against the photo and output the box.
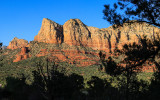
[8,18,160,68]
[34,18,63,44]
[34,18,160,53]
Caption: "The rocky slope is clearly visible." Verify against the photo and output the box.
[7,18,160,68]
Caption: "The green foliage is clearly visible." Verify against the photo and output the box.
[103,0,160,27]
[0,54,156,100]
[0,41,158,100]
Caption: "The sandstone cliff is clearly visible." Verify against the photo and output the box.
[7,18,160,68]
[34,18,160,53]
[63,19,91,46]
[34,18,63,44]
[7,37,28,49]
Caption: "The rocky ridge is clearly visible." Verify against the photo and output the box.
[7,37,28,50]
[34,18,160,52]
[7,18,160,68]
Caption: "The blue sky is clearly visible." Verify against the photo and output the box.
[0,0,117,46]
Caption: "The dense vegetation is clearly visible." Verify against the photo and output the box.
[0,34,159,100]
[0,46,158,100]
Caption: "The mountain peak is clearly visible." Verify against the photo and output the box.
[64,19,86,27]
[34,18,63,43]
[13,37,18,40]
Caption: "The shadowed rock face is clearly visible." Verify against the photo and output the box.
[7,37,28,50]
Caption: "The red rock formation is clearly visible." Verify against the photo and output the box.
[33,18,160,53]
[23,54,29,59]
[63,19,90,46]
[9,18,160,70]
[13,55,22,62]
[13,47,30,62]
[20,47,27,55]
[34,18,63,44]
[7,37,28,50]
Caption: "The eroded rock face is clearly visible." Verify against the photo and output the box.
[87,27,111,52]
[34,18,160,53]
[107,22,160,52]
[34,18,63,44]
[13,47,31,62]
[9,18,160,68]
[7,37,28,50]
[87,22,160,52]
[63,19,91,46]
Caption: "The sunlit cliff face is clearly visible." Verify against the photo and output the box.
[7,18,160,67]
